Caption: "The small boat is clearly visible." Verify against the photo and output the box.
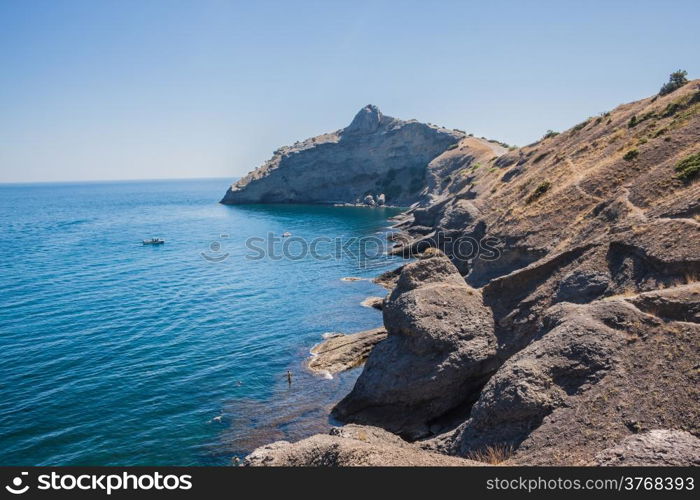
[143,238,165,245]
[282,232,292,237]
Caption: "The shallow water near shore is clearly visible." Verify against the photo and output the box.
[0,178,403,465]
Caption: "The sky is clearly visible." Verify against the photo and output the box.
[1,0,698,183]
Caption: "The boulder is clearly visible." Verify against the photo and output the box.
[243,425,482,467]
[372,266,403,290]
[360,296,384,310]
[307,328,387,375]
[593,430,700,466]
[556,270,610,303]
[438,301,624,456]
[332,252,498,439]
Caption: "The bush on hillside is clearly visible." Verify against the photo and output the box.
[659,70,689,96]
[623,149,639,161]
[675,152,700,181]
[526,181,551,204]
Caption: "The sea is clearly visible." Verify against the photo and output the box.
[0,178,404,465]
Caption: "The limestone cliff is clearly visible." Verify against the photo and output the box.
[220,105,464,206]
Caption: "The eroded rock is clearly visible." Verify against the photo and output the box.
[308,328,387,375]
[593,430,700,466]
[360,296,384,310]
[243,425,482,467]
[221,105,463,206]
[332,253,498,439]
[437,301,624,456]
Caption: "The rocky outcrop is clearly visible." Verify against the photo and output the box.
[429,291,700,465]
[221,105,464,206]
[332,252,499,439]
[307,328,387,375]
[360,296,384,310]
[245,80,700,466]
[372,265,403,290]
[434,300,628,456]
[243,425,481,467]
[593,430,700,466]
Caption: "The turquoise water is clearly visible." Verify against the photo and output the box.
[0,179,403,465]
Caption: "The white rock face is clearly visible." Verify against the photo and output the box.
[220,105,464,206]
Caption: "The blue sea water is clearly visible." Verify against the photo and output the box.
[0,179,404,465]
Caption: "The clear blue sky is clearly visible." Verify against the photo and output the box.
[1,0,698,183]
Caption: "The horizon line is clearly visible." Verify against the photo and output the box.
[0,175,238,186]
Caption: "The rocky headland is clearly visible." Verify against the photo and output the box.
[233,79,700,466]
[221,105,464,206]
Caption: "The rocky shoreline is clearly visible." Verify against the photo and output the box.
[307,328,387,376]
[235,80,700,466]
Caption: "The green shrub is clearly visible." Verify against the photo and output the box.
[623,149,639,161]
[526,181,551,204]
[571,119,589,134]
[675,152,700,181]
[488,139,511,148]
[446,143,459,150]
[542,129,559,139]
[594,111,610,125]
[628,111,656,128]
[659,70,689,96]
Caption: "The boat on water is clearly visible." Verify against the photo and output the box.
[143,238,165,245]
[282,232,292,237]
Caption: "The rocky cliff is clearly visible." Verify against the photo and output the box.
[244,78,700,466]
[221,105,464,206]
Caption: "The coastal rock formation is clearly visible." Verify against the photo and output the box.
[372,265,404,290]
[245,79,700,466]
[592,430,700,466]
[243,425,481,467]
[221,105,464,206]
[332,252,498,439]
[307,328,387,375]
[360,296,384,310]
[433,300,634,458]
